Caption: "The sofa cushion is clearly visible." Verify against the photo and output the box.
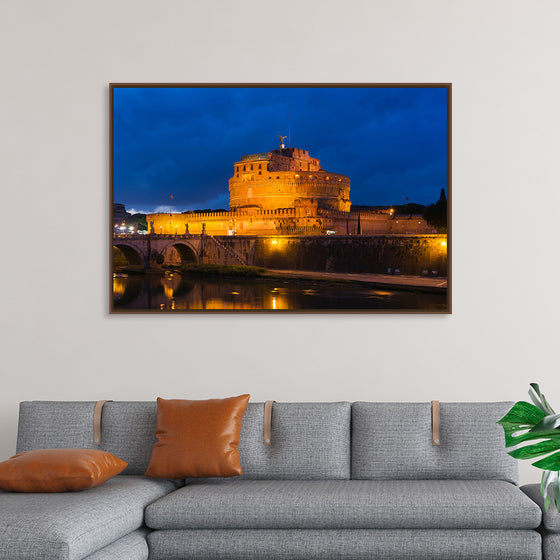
[0,475,178,560]
[17,401,352,479]
[17,401,159,476]
[82,529,149,560]
[238,402,351,479]
[544,533,560,560]
[17,402,97,452]
[145,479,541,530]
[522,483,560,533]
[0,449,127,492]
[352,402,518,483]
[147,529,541,560]
[145,395,250,479]
[99,402,157,475]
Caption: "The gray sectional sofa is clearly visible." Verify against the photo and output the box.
[0,400,557,559]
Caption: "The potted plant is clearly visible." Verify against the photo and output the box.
[498,383,560,512]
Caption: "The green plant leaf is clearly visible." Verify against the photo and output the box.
[498,388,560,478]
[529,383,556,415]
[509,439,560,460]
[530,414,560,432]
[497,401,546,427]
[541,469,557,495]
[553,476,560,512]
[540,470,560,513]
[497,401,551,447]
[545,474,560,512]
[503,428,560,448]
[532,451,560,471]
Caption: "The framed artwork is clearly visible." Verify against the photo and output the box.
[111,84,450,313]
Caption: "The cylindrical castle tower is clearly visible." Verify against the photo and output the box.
[228,147,351,212]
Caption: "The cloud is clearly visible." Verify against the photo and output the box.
[126,206,178,215]
[126,191,230,215]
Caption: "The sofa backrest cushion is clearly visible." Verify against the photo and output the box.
[17,401,352,479]
[351,402,518,484]
[238,402,351,480]
[17,401,158,475]
[17,401,97,450]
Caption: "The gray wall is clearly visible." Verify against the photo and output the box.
[1,0,559,485]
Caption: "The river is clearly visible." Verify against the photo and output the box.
[112,273,447,312]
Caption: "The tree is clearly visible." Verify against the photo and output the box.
[423,188,448,233]
[131,214,147,232]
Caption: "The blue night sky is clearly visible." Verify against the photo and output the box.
[113,86,448,214]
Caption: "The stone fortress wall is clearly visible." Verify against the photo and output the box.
[147,208,431,237]
[229,147,351,212]
[147,145,435,237]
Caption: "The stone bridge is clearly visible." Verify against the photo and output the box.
[113,234,256,269]
[113,233,448,276]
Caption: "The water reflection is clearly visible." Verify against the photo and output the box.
[113,275,127,298]
[113,273,446,311]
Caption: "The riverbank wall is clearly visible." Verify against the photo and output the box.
[251,235,447,276]
[201,235,448,276]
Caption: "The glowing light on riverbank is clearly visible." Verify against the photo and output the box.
[269,238,286,251]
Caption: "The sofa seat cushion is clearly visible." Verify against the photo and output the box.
[145,479,541,531]
[82,529,149,560]
[544,533,560,560]
[0,475,179,560]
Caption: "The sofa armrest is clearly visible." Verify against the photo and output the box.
[522,484,560,534]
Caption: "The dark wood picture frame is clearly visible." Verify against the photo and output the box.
[110,83,451,314]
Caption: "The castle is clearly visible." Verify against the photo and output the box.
[146,141,433,236]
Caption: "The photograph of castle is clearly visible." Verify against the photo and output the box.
[111,84,450,313]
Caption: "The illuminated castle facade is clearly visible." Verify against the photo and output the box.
[147,143,432,236]
[229,147,350,213]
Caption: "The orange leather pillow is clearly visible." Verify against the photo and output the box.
[145,394,250,479]
[0,448,128,492]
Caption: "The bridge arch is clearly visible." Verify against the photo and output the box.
[113,242,144,267]
[161,241,198,265]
